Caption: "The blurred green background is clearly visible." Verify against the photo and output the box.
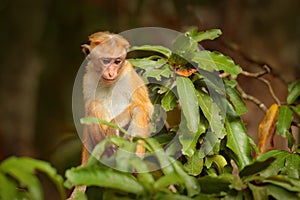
[0,0,299,172]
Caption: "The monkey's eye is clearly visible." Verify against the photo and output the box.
[101,58,113,65]
[114,59,123,65]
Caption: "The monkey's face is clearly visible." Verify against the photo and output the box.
[98,57,125,83]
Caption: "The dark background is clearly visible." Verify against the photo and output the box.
[0,0,299,172]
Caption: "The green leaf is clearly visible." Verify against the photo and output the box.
[256,150,290,177]
[285,153,300,178]
[0,157,65,199]
[239,157,276,177]
[130,158,154,195]
[198,174,232,194]
[225,101,252,169]
[204,155,227,174]
[154,193,193,200]
[196,90,224,138]
[188,29,222,42]
[192,50,242,78]
[171,159,200,197]
[291,105,300,117]
[154,173,183,190]
[128,58,164,70]
[276,105,294,148]
[179,114,205,157]
[287,80,300,104]
[66,167,144,195]
[248,184,269,200]
[264,184,300,200]
[80,117,130,136]
[226,86,247,115]
[172,34,198,61]
[161,90,177,111]
[143,65,173,81]
[196,70,226,95]
[0,158,43,200]
[146,138,174,175]
[176,76,199,133]
[115,142,136,172]
[184,150,204,176]
[0,173,17,200]
[130,45,172,58]
[263,175,300,192]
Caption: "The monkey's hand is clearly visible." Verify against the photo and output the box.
[136,139,146,158]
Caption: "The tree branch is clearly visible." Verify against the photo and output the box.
[236,85,267,112]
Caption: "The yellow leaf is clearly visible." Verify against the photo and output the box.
[258,104,279,155]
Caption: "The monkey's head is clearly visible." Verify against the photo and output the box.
[82,32,130,84]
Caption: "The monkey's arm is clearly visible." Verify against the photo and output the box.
[128,86,153,157]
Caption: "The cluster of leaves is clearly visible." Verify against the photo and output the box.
[65,28,300,199]
[0,157,65,199]
[1,28,300,199]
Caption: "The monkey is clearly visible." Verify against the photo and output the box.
[68,32,153,199]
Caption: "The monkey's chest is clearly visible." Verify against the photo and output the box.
[96,86,131,121]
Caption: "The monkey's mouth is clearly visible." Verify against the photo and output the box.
[102,77,116,83]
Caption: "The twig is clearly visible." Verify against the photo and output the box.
[240,65,270,78]
[236,85,267,112]
[240,67,281,106]
[291,121,300,128]
[258,77,281,105]
[221,40,289,84]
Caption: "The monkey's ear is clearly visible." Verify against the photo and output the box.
[124,44,130,53]
[81,44,91,56]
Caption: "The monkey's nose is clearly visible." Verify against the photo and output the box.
[108,72,114,77]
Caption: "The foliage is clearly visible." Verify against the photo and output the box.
[0,157,65,200]
[1,28,299,199]
[64,28,300,199]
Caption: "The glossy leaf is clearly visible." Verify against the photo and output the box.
[248,184,268,200]
[184,150,204,176]
[264,184,299,200]
[226,86,247,115]
[196,90,224,139]
[287,80,300,104]
[128,58,165,70]
[188,29,222,42]
[258,104,279,154]
[171,34,198,61]
[161,90,177,111]
[291,105,300,117]
[263,175,300,192]
[66,167,144,195]
[154,193,194,200]
[179,113,205,157]
[171,158,200,197]
[0,157,65,200]
[197,69,226,95]
[225,102,252,169]
[205,155,227,174]
[285,153,300,178]
[154,173,182,190]
[143,65,173,81]
[276,105,294,148]
[198,174,232,194]
[0,173,17,200]
[81,117,130,136]
[176,76,199,133]
[239,157,276,177]
[256,150,290,177]
[192,50,242,78]
[146,138,174,175]
[130,45,172,58]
